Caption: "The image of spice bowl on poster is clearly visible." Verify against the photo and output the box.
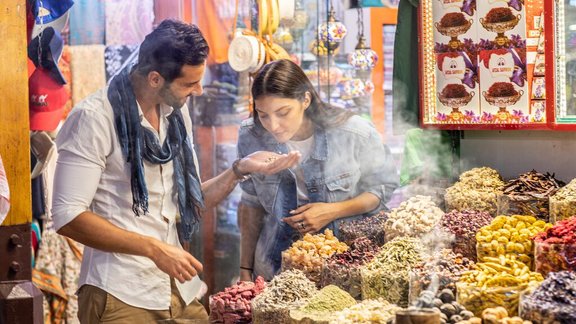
[479,47,529,123]
[433,0,477,50]
[478,0,526,48]
[434,51,480,123]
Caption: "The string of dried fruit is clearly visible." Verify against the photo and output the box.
[533,216,576,276]
[457,255,543,316]
[338,211,386,246]
[408,249,475,303]
[251,270,317,324]
[549,178,576,223]
[321,237,379,299]
[281,229,348,284]
[441,210,492,261]
[329,299,401,324]
[445,167,504,215]
[519,271,576,323]
[209,277,266,324]
[476,215,551,267]
[361,237,425,307]
[498,170,565,221]
[384,195,444,242]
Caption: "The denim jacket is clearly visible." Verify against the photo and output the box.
[237,115,398,280]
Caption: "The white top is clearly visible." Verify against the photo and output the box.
[52,88,201,310]
[286,135,315,203]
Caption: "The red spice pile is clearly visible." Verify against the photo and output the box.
[534,217,576,244]
[485,7,515,23]
[487,82,518,97]
[441,84,468,98]
[209,277,266,324]
[440,12,468,28]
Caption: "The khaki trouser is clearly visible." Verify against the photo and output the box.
[77,280,208,323]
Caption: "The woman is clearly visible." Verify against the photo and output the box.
[237,59,398,280]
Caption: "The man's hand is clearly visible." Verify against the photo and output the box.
[283,202,338,235]
[238,151,301,175]
[150,240,203,284]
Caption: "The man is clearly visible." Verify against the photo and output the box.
[52,20,299,322]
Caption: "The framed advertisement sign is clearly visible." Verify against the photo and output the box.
[418,0,550,129]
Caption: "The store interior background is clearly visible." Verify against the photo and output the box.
[3,0,576,312]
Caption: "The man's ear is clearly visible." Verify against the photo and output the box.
[148,71,164,88]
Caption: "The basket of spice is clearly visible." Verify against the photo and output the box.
[519,271,576,324]
[549,178,576,223]
[445,167,504,216]
[533,216,576,277]
[281,229,348,285]
[361,237,425,307]
[408,249,475,304]
[457,254,543,317]
[320,237,379,300]
[441,210,493,261]
[475,215,551,268]
[338,211,386,246]
[289,285,356,324]
[497,170,564,222]
[251,270,318,324]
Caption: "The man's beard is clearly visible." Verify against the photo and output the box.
[159,84,186,109]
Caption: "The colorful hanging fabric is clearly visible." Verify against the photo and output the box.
[33,230,83,324]
[69,0,105,45]
[153,0,182,27]
[195,0,242,64]
[58,45,73,119]
[104,45,139,81]
[105,0,154,46]
[69,45,106,105]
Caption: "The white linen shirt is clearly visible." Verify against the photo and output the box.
[52,87,201,310]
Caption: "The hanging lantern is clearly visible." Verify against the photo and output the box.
[318,5,347,51]
[347,8,378,71]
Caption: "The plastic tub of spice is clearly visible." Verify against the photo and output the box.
[533,217,576,276]
[549,179,576,223]
[320,237,379,299]
[497,170,565,222]
[281,229,348,285]
[383,195,444,242]
[519,271,576,324]
[441,210,492,261]
[361,237,424,307]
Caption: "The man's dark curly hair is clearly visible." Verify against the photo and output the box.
[136,20,209,83]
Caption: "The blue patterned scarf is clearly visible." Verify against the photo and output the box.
[107,66,204,241]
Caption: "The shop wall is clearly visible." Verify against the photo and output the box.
[460,131,576,182]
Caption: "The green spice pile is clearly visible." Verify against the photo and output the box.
[329,299,401,324]
[321,237,379,299]
[290,285,356,324]
[251,270,317,324]
[361,237,425,307]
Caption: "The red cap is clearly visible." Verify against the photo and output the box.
[29,68,67,131]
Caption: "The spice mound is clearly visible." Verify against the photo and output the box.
[533,217,576,276]
[520,271,576,324]
[209,276,266,324]
[440,12,468,28]
[251,269,317,324]
[487,82,518,97]
[441,210,492,261]
[339,211,386,246]
[384,195,444,242]
[321,237,379,299]
[549,178,576,223]
[290,285,356,323]
[445,167,504,215]
[330,299,401,324]
[485,7,516,24]
[361,237,425,307]
[441,84,469,99]
[281,229,348,284]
